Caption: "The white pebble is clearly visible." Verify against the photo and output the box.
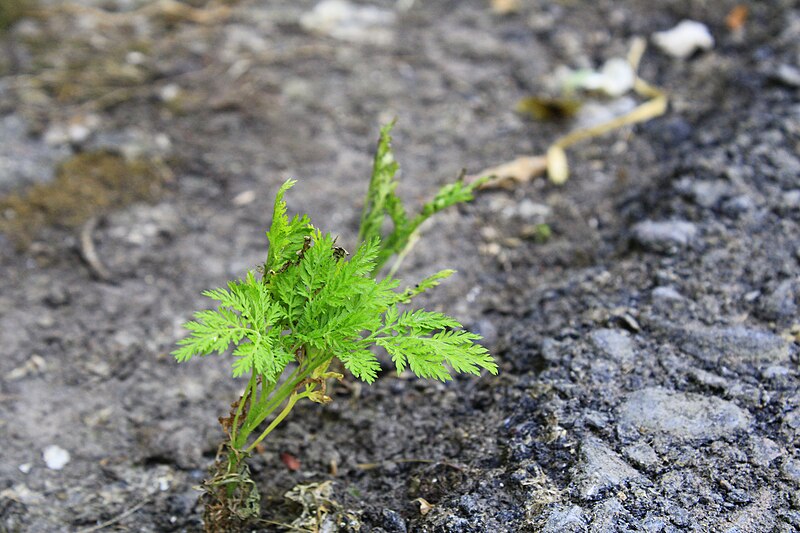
[42,445,70,470]
[652,20,714,59]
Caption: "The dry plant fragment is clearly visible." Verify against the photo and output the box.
[474,37,667,188]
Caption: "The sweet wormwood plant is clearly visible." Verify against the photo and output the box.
[174,123,496,531]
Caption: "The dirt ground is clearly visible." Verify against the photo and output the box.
[1,0,799,531]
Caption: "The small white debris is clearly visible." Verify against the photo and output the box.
[67,123,91,144]
[158,476,171,492]
[232,190,256,206]
[0,484,44,505]
[652,20,714,59]
[566,58,636,97]
[300,0,396,45]
[42,445,70,470]
[43,124,69,146]
[18,463,32,474]
[126,51,146,65]
[159,84,181,103]
[155,133,172,151]
[7,354,47,380]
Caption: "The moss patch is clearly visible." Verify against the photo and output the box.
[0,150,171,247]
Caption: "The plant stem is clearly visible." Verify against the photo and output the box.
[245,390,310,453]
[230,372,256,444]
[233,366,311,449]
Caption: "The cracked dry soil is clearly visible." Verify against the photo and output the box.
[1,0,799,531]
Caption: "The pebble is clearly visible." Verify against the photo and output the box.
[688,367,729,389]
[652,20,714,59]
[631,220,698,254]
[589,329,635,366]
[758,279,797,321]
[0,114,69,191]
[622,442,661,469]
[572,436,643,500]
[675,178,730,209]
[781,458,800,485]
[776,64,800,88]
[675,324,789,368]
[651,286,683,302]
[539,504,586,532]
[747,436,783,467]
[617,387,751,441]
[42,445,71,470]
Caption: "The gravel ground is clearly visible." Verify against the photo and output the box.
[1,1,799,531]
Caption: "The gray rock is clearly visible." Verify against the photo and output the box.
[717,489,777,532]
[747,436,783,467]
[651,286,683,301]
[782,190,800,208]
[676,178,730,208]
[632,220,698,254]
[688,367,729,390]
[617,387,751,441]
[572,436,644,500]
[776,64,800,87]
[380,509,407,533]
[590,329,635,366]
[759,279,797,321]
[0,114,69,192]
[781,457,800,485]
[623,442,661,469]
[674,324,789,369]
[590,498,638,532]
[539,504,586,533]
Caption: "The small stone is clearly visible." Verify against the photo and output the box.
[632,220,698,254]
[539,504,586,532]
[589,329,635,365]
[783,190,800,208]
[652,286,683,301]
[42,445,70,470]
[762,365,791,379]
[572,436,643,500]
[747,436,783,467]
[781,458,800,485]
[159,84,181,102]
[380,509,407,533]
[758,279,797,321]
[623,442,661,469]
[688,367,729,389]
[617,387,751,441]
[776,64,800,87]
[652,20,714,59]
[18,463,32,474]
[675,324,789,368]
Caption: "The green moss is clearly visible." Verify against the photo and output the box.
[0,150,171,247]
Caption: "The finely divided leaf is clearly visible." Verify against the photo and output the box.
[265,179,312,272]
[397,269,456,304]
[359,121,401,245]
[339,349,382,384]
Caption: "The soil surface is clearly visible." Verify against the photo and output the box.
[1,1,799,532]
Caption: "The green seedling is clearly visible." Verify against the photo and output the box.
[174,123,496,531]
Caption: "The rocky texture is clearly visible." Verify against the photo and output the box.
[617,387,751,442]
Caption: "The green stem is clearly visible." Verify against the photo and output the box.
[230,372,257,445]
[244,390,311,454]
[233,367,310,449]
